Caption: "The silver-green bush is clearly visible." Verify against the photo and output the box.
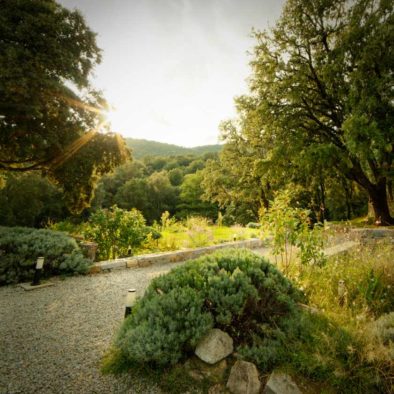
[0,226,91,285]
[115,248,304,367]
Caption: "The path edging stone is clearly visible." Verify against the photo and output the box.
[90,238,264,273]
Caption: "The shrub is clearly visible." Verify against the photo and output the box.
[146,226,161,241]
[114,248,304,367]
[159,211,176,231]
[368,312,394,361]
[84,206,151,260]
[260,189,325,273]
[49,219,88,237]
[371,312,394,346]
[184,216,214,248]
[0,226,91,285]
[247,222,262,229]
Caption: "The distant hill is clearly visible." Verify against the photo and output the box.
[125,138,222,159]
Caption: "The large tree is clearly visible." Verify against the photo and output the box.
[0,0,129,212]
[228,0,393,224]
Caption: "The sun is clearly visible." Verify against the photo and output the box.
[104,107,117,126]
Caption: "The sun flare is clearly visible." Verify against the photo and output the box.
[103,107,118,130]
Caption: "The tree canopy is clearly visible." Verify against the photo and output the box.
[0,0,129,212]
[217,0,393,224]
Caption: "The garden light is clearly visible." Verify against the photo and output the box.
[124,288,137,318]
[31,257,44,286]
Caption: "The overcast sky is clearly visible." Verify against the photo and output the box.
[59,0,284,147]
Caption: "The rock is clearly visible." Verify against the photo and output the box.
[185,356,227,383]
[226,360,261,394]
[263,371,302,394]
[195,329,233,364]
[88,265,101,274]
[80,241,98,261]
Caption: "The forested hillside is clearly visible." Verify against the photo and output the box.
[0,152,221,227]
[125,138,222,158]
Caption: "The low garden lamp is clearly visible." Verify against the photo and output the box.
[124,288,137,318]
[31,257,44,286]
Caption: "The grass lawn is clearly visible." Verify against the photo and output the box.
[141,224,260,253]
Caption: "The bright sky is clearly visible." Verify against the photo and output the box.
[59,0,284,147]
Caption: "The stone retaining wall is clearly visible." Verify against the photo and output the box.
[350,228,394,243]
[90,238,264,273]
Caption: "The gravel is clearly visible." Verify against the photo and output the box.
[0,261,186,394]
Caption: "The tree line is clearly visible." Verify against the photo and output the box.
[0,149,369,227]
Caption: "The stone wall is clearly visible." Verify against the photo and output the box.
[90,238,264,273]
[350,228,394,243]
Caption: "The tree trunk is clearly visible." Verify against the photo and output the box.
[342,178,353,220]
[347,161,393,225]
[368,180,394,225]
[260,187,269,211]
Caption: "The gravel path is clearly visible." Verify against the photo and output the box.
[0,261,187,394]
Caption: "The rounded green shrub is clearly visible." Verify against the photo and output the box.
[115,248,304,367]
[0,226,91,285]
[84,206,152,260]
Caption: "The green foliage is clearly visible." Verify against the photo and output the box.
[295,243,394,318]
[0,173,66,227]
[146,171,179,220]
[159,211,176,231]
[49,219,88,236]
[177,171,218,220]
[370,312,394,348]
[213,0,394,224]
[93,153,220,224]
[84,206,149,260]
[184,216,214,248]
[0,226,90,285]
[168,168,184,186]
[117,287,213,366]
[114,248,303,367]
[260,190,325,272]
[247,222,261,229]
[125,138,222,159]
[201,155,263,225]
[0,0,129,212]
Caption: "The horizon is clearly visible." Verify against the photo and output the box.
[125,136,223,149]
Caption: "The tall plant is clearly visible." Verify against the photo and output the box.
[85,206,149,260]
[260,190,325,273]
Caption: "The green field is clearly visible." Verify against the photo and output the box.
[140,224,260,254]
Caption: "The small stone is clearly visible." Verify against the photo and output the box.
[226,360,261,394]
[89,265,101,274]
[137,259,152,267]
[126,259,138,268]
[263,371,302,394]
[195,329,233,364]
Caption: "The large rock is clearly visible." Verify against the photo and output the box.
[226,360,261,394]
[263,371,302,394]
[195,329,233,364]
